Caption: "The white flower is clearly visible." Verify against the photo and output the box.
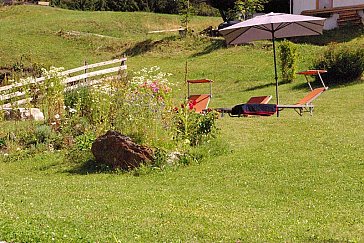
[69,108,77,113]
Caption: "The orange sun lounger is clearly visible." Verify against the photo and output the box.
[246,95,272,105]
[188,94,211,113]
[277,87,327,115]
[187,79,213,113]
[277,70,328,116]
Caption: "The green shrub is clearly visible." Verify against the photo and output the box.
[312,43,364,84]
[0,137,6,149]
[279,40,298,83]
[75,132,96,151]
[64,132,96,164]
[19,124,64,150]
[35,125,53,144]
[65,87,92,118]
[174,103,218,147]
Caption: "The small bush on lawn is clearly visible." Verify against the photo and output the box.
[312,43,364,84]
[173,102,218,147]
[279,40,298,83]
[65,132,96,165]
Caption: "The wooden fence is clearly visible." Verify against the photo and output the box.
[0,58,127,109]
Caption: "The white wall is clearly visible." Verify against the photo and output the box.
[293,0,364,30]
[325,13,339,29]
[293,0,316,14]
[333,0,364,8]
[293,0,364,14]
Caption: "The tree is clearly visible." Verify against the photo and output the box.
[235,0,268,20]
[206,0,236,22]
[206,0,269,22]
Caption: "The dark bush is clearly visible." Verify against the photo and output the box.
[312,44,364,84]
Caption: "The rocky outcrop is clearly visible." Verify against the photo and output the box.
[91,130,154,170]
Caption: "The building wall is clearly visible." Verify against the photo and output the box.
[334,0,364,8]
[293,0,316,14]
[293,0,364,30]
[293,0,364,14]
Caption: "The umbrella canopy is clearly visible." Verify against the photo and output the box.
[219,12,325,116]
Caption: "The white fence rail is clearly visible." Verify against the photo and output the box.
[0,58,127,108]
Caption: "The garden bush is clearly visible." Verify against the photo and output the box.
[279,40,297,83]
[312,43,364,84]
[173,102,218,147]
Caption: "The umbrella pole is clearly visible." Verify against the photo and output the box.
[271,28,279,117]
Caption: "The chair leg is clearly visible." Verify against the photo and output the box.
[294,108,303,116]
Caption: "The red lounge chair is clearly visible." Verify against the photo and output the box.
[187,79,213,113]
[246,95,272,104]
[188,94,211,113]
[277,87,327,116]
[277,70,328,116]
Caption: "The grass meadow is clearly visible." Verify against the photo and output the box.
[0,5,363,242]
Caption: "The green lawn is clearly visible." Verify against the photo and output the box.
[0,5,363,242]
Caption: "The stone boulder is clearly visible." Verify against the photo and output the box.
[3,108,44,121]
[91,130,154,170]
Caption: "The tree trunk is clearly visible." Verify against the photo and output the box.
[219,9,228,22]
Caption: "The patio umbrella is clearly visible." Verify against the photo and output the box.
[219,12,325,116]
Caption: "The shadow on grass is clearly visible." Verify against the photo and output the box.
[191,39,226,57]
[291,25,364,46]
[244,80,291,91]
[66,159,114,175]
[123,36,178,57]
[291,78,364,90]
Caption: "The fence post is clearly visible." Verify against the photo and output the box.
[120,54,127,78]
[84,60,88,83]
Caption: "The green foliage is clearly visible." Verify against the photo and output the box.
[174,103,218,146]
[279,40,298,83]
[112,67,175,146]
[151,147,168,169]
[39,67,66,127]
[75,132,96,151]
[0,137,6,149]
[34,124,53,144]
[179,0,192,33]
[65,87,92,119]
[234,0,268,20]
[19,124,63,149]
[0,55,45,86]
[207,0,269,21]
[52,0,217,15]
[193,2,219,17]
[312,43,364,84]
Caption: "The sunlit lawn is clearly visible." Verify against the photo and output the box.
[0,5,363,242]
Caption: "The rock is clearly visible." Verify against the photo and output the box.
[3,108,44,121]
[167,151,183,165]
[91,130,154,170]
[29,108,45,121]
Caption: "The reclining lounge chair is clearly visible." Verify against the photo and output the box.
[277,87,327,116]
[277,70,328,116]
[187,79,213,113]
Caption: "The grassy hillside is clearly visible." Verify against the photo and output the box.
[0,5,363,242]
[0,5,220,68]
